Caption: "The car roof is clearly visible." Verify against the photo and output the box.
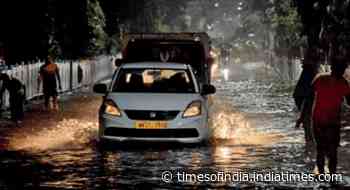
[120,62,189,69]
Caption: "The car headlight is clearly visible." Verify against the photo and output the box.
[183,101,202,118]
[104,100,121,117]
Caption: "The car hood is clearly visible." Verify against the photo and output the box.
[107,93,201,111]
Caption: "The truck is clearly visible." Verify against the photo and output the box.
[117,32,213,86]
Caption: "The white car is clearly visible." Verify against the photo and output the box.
[93,62,216,143]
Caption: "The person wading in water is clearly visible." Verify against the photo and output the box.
[0,73,25,125]
[38,56,62,111]
[296,58,350,176]
[294,50,319,144]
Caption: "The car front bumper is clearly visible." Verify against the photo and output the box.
[99,114,209,143]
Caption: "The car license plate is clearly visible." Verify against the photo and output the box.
[135,121,167,129]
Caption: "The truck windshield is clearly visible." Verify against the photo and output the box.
[112,68,196,93]
[124,41,207,84]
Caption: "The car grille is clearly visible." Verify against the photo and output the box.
[104,128,199,138]
[124,110,179,121]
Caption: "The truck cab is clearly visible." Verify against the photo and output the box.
[117,33,213,88]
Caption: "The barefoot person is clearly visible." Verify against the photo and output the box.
[38,56,62,111]
[297,59,350,175]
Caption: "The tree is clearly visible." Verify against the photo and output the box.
[86,0,107,56]
[99,0,152,53]
[293,0,350,64]
[151,0,187,32]
[0,0,109,62]
[0,0,50,63]
[270,0,303,57]
[55,0,107,58]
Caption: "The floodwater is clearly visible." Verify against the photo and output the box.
[1,71,350,189]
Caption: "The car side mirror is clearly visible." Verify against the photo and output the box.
[201,84,216,95]
[93,83,107,94]
[114,58,123,67]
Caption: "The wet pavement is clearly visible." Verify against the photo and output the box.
[1,79,350,189]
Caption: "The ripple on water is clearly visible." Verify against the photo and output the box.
[8,118,98,151]
[3,80,350,189]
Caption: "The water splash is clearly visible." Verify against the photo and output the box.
[210,98,282,146]
[9,118,98,151]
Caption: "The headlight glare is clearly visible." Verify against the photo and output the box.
[104,100,121,117]
[183,101,201,118]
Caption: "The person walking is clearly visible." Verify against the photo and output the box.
[0,73,25,125]
[296,58,350,175]
[294,63,319,143]
[37,56,62,111]
[293,50,319,144]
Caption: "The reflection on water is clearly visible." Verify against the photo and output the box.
[190,152,203,170]
[212,111,249,140]
[1,80,350,189]
[210,98,283,146]
[209,98,285,172]
[9,119,98,151]
[212,146,248,171]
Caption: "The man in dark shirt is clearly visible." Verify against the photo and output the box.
[297,59,350,175]
[38,56,62,111]
[0,73,25,124]
[293,63,319,143]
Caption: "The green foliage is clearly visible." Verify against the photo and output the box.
[48,39,62,58]
[154,18,171,33]
[265,0,303,57]
[293,0,350,60]
[0,0,109,62]
[86,0,107,56]
[0,0,311,63]
[151,0,187,32]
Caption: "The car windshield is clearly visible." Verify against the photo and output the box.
[112,68,196,93]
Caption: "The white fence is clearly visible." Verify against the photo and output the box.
[0,55,114,109]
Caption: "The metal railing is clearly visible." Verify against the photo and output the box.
[0,55,114,109]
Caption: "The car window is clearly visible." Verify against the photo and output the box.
[113,68,196,93]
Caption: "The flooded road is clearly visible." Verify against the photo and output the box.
[1,79,350,189]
